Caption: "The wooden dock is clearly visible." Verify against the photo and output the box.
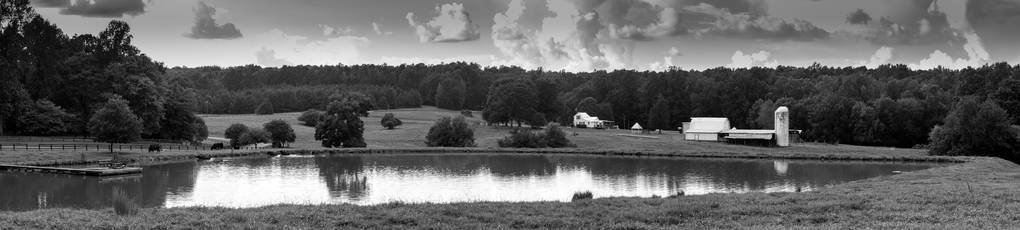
[0,164,142,176]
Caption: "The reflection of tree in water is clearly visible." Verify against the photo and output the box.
[315,155,368,200]
[138,161,199,207]
[338,154,557,177]
[481,155,555,177]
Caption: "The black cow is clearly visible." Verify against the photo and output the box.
[148,144,162,152]
[211,143,224,150]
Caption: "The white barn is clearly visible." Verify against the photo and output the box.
[682,118,731,141]
[573,112,614,129]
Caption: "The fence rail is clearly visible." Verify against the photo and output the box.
[0,136,186,144]
[0,143,224,151]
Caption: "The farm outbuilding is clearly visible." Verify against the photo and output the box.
[682,118,731,141]
[573,112,614,129]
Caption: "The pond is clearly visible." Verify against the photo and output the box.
[0,154,939,210]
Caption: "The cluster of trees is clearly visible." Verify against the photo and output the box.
[314,93,372,148]
[1,1,206,143]
[425,116,475,147]
[189,84,422,114]
[223,120,295,149]
[482,77,562,128]
[497,123,575,148]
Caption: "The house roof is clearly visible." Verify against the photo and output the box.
[631,123,643,129]
[685,117,731,133]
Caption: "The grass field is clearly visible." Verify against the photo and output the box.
[0,106,1017,229]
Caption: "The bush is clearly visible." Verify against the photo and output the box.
[426,116,475,147]
[497,123,574,148]
[381,113,402,129]
[298,109,323,127]
[498,128,548,148]
[571,191,593,201]
[929,97,1019,162]
[263,120,296,148]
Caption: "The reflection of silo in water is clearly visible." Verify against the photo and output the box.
[773,160,789,176]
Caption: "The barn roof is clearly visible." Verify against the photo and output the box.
[685,117,731,133]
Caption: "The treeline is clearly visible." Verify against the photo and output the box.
[0,1,205,142]
[190,85,423,114]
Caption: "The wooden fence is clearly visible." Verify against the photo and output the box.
[0,143,268,151]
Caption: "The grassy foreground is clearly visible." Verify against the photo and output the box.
[0,158,1016,229]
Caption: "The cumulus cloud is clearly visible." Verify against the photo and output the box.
[848,1,963,47]
[858,46,894,68]
[647,47,682,71]
[966,0,1020,62]
[908,32,990,69]
[32,0,70,8]
[406,2,480,43]
[681,3,829,41]
[372,22,393,36]
[59,0,145,18]
[727,50,777,68]
[256,29,370,66]
[185,2,242,39]
[255,47,293,67]
[319,24,354,37]
[846,9,872,25]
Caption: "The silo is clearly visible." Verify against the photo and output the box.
[774,106,790,147]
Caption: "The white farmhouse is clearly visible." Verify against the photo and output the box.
[573,112,614,129]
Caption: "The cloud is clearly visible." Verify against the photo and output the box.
[59,0,145,18]
[380,55,496,65]
[858,46,894,68]
[372,22,393,36]
[727,50,777,68]
[849,1,964,47]
[681,3,829,41]
[647,47,682,71]
[846,9,872,25]
[256,29,370,66]
[966,0,1020,62]
[319,24,354,37]
[908,32,990,69]
[32,0,70,8]
[255,47,293,67]
[185,2,242,39]
[406,2,480,43]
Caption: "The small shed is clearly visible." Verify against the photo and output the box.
[630,123,643,133]
[683,118,731,141]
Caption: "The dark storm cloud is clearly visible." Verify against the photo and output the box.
[185,1,242,40]
[31,0,69,8]
[967,0,1020,61]
[846,9,871,25]
[59,0,145,18]
[680,3,830,41]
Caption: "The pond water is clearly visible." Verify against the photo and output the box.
[0,154,939,210]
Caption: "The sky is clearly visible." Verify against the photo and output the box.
[29,0,1020,71]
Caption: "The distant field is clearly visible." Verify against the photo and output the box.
[199,106,927,157]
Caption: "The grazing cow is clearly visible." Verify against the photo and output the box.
[211,143,224,150]
[148,144,162,152]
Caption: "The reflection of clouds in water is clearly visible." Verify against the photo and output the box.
[164,157,332,208]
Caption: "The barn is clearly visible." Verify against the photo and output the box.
[682,118,731,141]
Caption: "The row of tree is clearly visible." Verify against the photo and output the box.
[192,84,422,114]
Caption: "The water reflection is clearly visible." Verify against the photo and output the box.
[0,154,939,210]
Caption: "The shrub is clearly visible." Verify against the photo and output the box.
[426,116,475,147]
[498,128,547,148]
[380,113,403,129]
[112,187,139,216]
[263,120,296,148]
[571,191,593,201]
[298,109,323,127]
[544,123,575,148]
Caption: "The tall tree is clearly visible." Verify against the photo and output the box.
[483,78,537,126]
[315,93,372,148]
[646,95,671,130]
[263,120,296,148]
[435,77,466,110]
[88,95,143,152]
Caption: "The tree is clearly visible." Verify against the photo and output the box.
[576,97,598,114]
[993,79,1020,125]
[255,99,274,115]
[929,97,1018,162]
[298,109,323,127]
[544,123,575,148]
[483,78,537,126]
[263,120,295,148]
[380,113,402,129]
[17,100,76,136]
[646,95,671,130]
[224,123,249,148]
[157,95,206,142]
[426,116,475,147]
[435,77,466,110]
[88,95,143,152]
[315,93,372,148]
[527,112,547,128]
[238,128,271,147]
